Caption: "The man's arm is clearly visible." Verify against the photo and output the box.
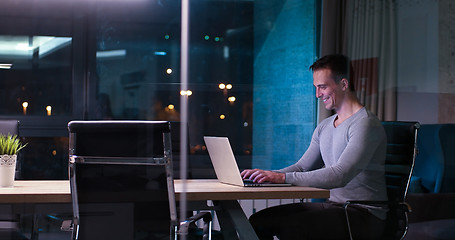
[241,123,325,183]
[284,118,386,189]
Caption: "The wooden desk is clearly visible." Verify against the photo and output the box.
[0,180,70,204]
[0,180,329,240]
[0,179,329,203]
[175,179,329,200]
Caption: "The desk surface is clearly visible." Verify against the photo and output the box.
[0,180,329,203]
[176,179,329,200]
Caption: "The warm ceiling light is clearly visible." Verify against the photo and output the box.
[46,105,52,116]
[219,114,226,120]
[166,68,173,74]
[226,84,232,89]
[167,104,175,110]
[180,90,192,96]
[228,96,236,102]
[22,102,28,115]
[219,83,226,89]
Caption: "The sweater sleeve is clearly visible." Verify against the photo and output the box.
[283,117,385,189]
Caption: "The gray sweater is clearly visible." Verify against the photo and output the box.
[276,108,388,218]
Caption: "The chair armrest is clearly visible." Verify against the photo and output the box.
[178,211,212,238]
[344,200,411,212]
[344,200,411,240]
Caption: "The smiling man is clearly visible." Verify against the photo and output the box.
[241,54,388,239]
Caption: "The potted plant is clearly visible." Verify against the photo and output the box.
[0,134,27,187]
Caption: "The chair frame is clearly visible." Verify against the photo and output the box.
[344,121,420,240]
[66,120,211,240]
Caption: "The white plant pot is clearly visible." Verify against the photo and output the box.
[0,155,17,187]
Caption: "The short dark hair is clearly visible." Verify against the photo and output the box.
[309,54,355,91]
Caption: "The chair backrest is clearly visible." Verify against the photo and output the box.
[382,121,420,203]
[0,120,20,178]
[169,121,192,179]
[412,124,444,193]
[382,121,419,240]
[0,120,19,136]
[411,123,455,193]
[439,124,455,193]
[68,120,176,240]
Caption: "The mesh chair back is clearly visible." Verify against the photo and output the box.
[68,120,176,240]
[382,121,420,202]
[69,120,170,158]
[0,120,19,136]
[382,121,420,240]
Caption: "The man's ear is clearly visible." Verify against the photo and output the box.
[340,78,349,91]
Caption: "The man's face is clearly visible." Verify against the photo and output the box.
[313,68,346,111]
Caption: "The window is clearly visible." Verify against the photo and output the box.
[0,0,318,179]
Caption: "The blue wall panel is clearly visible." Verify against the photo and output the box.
[253,0,317,170]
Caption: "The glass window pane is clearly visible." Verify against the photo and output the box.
[94,1,180,120]
[92,1,317,178]
[18,137,68,180]
[0,35,73,117]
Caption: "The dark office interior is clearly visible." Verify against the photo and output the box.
[0,0,454,239]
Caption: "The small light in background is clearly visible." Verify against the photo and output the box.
[228,96,236,102]
[223,46,229,59]
[167,104,175,110]
[22,102,28,115]
[52,150,57,156]
[166,68,173,74]
[204,35,210,40]
[180,90,192,96]
[226,84,232,90]
[0,64,12,69]
[219,114,226,120]
[164,34,170,40]
[244,122,249,127]
[96,49,126,59]
[214,37,220,42]
[219,83,226,89]
[46,106,52,116]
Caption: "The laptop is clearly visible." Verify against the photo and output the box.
[203,136,292,187]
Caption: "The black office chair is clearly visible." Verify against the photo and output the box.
[64,120,212,240]
[344,121,420,240]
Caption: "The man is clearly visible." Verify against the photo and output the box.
[241,54,387,239]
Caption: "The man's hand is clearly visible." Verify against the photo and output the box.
[240,169,285,184]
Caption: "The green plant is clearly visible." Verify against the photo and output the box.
[0,134,27,155]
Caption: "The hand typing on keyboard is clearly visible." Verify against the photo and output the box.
[240,169,286,183]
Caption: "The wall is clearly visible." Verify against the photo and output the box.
[396,0,455,124]
[252,0,317,170]
[396,0,439,123]
[438,0,455,123]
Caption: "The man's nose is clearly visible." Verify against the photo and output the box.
[316,89,321,98]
